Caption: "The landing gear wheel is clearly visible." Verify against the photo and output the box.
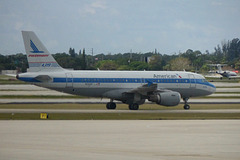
[129,103,139,110]
[183,98,190,110]
[184,104,190,110]
[106,102,116,109]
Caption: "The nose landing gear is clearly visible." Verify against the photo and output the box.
[183,98,190,110]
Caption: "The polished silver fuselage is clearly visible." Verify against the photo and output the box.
[19,70,216,101]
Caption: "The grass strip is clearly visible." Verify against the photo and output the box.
[216,86,240,88]
[1,104,240,120]
[0,75,26,85]
[0,112,239,120]
[214,92,240,94]
[197,96,240,99]
[0,95,82,99]
[0,103,240,110]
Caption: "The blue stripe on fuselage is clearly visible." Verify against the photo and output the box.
[54,78,190,84]
[18,77,215,88]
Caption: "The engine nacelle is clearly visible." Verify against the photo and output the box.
[149,91,181,106]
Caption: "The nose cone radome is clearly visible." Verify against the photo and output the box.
[208,82,216,95]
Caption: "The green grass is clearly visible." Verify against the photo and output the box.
[0,103,240,120]
[214,92,240,94]
[1,103,240,110]
[0,95,81,99]
[1,112,239,120]
[0,113,40,120]
[215,86,240,88]
[0,75,26,84]
[198,96,240,99]
[206,77,240,83]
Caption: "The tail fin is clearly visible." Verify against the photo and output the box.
[216,64,223,72]
[22,31,63,72]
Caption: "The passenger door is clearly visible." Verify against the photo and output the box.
[65,73,73,88]
[188,74,196,88]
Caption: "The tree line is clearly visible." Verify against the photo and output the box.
[0,38,239,73]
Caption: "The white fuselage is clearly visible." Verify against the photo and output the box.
[18,70,216,100]
[19,31,216,109]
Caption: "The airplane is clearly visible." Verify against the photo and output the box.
[16,31,216,110]
[207,64,240,79]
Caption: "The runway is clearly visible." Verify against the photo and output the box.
[1,84,240,160]
[0,120,239,160]
[1,108,240,114]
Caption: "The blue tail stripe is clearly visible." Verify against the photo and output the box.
[30,40,39,51]
[30,40,44,53]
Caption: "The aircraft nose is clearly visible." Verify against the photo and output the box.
[211,86,216,93]
[209,83,216,94]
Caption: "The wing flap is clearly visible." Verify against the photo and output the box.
[127,83,158,95]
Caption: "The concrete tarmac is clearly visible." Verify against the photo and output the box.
[1,109,240,114]
[0,120,239,160]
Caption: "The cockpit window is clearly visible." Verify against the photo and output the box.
[202,79,208,83]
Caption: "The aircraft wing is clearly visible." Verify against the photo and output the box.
[103,83,166,101]
[127,83,158,95]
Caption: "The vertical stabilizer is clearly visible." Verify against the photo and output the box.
[22,31,63,72]
[216,64,223,72]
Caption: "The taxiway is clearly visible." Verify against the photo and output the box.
[0,120,239,160]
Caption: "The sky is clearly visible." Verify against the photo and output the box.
[0,0,240,55]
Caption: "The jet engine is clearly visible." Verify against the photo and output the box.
[148,91,181,106]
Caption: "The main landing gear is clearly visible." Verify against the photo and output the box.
[106,100,140,110]
[106,102,116,109]
[128,103,139,110]
[183,98,190,110]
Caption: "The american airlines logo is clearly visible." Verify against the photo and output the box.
[30,40,44,53]
[153,74,181,79]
